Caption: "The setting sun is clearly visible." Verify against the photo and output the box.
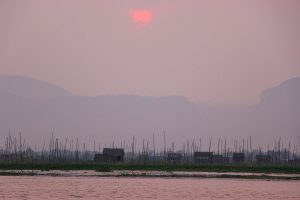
[130,10,154,26]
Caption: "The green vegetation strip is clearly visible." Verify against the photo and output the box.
[0,162,300,174]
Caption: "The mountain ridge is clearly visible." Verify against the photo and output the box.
[0,75,299,149]
[0,75,72,99]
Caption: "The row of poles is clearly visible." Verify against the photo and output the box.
[1,131,300,165]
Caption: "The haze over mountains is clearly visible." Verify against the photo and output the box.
[0,75,299,150]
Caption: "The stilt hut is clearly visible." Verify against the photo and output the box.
[232,153,245,164]
[93,148,124,162]
[256,154,271,165]
[194,152,213,164]
[167,152,182,164]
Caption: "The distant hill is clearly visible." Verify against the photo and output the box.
[0,75,72,99]
[0,75,299,149]
[261,77,300,108]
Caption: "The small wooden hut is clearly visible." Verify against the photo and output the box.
[167,153,182,164]
[232,153,245,164]
[194,152,213,164]
[93,148,124,162]
[256,154,271,165]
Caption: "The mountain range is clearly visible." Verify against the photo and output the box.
[0,75,299,150]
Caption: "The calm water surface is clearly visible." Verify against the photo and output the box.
[0,176,299,200]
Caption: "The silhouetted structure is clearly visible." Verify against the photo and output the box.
[212,155,229,164]
[93,153,104,162]
[289,159,300,166]
[167,153,182,164]
[232,153,245,164]
[138,153,149,162]
[1,132,299,166]
[194,152,213,164]
[256,154,271,165]
[94,148,124,162]
[212,155,223,164]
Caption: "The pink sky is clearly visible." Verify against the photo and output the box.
[0,0,299,105]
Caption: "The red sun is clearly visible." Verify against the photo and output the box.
[130,10,154,26]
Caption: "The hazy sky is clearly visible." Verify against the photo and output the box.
[0,0,300,105]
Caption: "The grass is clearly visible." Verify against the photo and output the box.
[0,162,299,174]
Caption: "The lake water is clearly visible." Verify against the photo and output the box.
[0,176,299,200]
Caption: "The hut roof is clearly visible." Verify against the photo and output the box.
[194,152,213,157]
[103,148,124,156]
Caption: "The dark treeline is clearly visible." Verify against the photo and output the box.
[0,132,299,166]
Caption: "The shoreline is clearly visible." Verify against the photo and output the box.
[1,163,300,174]
[1,170,300,180]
